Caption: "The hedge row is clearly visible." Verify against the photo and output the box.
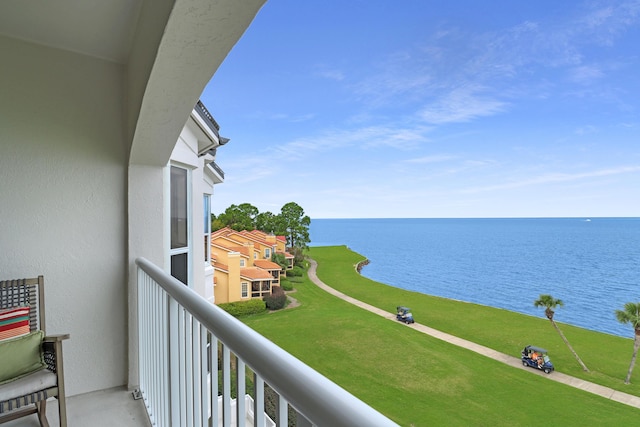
[218,299,266,317]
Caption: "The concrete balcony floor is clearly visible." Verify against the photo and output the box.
[4,387,150,427]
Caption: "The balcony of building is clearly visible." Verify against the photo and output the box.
[5,259,398,427]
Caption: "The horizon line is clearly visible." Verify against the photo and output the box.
[310,216,640,220]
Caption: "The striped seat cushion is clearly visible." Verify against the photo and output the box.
[0,306,30,341]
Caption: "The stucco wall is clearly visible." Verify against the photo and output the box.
[0,37,128,395]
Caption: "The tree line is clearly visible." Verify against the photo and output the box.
[212,202,311,251]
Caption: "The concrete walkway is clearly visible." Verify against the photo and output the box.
[307,259,640,410]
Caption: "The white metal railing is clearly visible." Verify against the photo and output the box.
[136,257,399,427]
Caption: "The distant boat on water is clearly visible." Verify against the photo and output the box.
[585,218,591,222]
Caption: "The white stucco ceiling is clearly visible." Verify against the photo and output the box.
[0,0,142,64]
[1,0,266,167]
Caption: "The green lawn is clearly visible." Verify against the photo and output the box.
[241,246,640,426]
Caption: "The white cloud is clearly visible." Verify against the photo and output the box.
[405,154,456,164]
[274,124,431,158]
[418,85,507,124]
[460,166,640,194]
[569,65,604,84]
[316,69,345,81]
[575,125,598,135]
[577,1,640,46]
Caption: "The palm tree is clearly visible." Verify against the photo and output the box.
[615,302,640,384]
[533,294,589,372]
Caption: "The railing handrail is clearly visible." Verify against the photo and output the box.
[136,257,399,427]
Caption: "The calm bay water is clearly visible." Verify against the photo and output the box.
[309,218,640,338]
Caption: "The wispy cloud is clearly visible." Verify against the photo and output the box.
[315,68,346,81]
[569,65,604,84]
[247,111,315,123]
[576,1,640,46]
[347,1,640,129]
[220,155,279,184]
[418,84,508,124]
[274,124,431,158]
[460,165,640,194]
[405,154,456,164]
[574,125,598,135]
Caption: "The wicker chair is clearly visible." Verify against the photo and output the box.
[0,276,69,427]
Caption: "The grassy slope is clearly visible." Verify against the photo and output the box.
[242,246,640,426]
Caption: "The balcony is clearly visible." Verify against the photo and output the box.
[134,258,398,426]
[5,258,397,427]
[4,387,150,427]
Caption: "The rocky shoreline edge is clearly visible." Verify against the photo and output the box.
[355,259,370,273]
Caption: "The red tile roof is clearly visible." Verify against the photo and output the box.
[240,267,273,280]
[254,259,282,270]
[277,250,294,259]
[213,261,228,271]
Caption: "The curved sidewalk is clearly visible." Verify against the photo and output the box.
[307,259,640,410]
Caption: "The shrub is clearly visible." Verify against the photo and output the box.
[280,278,294,291]
[218,299,266,317]
[288,266,304,277]
[264,287,287,310]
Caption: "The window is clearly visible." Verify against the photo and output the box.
[203,194,211,263]
[251,280,271,298]
[241,282,248,298]
[265,248,271,259]
[240,259,245,267]
[170,166,190,286]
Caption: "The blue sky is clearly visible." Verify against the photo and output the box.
[201,1,640,219]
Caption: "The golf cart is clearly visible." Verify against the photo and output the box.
[521,345,554,374]
[396,306,414,324]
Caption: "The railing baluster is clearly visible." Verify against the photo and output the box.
[192,319,202,427]
[200,326,208,427]
[169,298,180,426]
[210,335,219,426]
[186,312,194,427]
[277,394,288,427]
[155,282,163,425]
[161,291,169,425]
[254,374,264,427]
[222,345,231,427]
[236,359,246,427]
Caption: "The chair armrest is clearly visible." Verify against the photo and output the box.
[44,334,70,342]
[42,334,69,376]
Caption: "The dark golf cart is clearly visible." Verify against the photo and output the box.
[521,345,554,374]
[396,306,414,324]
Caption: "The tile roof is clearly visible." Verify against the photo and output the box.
[277,250,294,259]
[254,259,282,270]
[213,261,228,271]
[240,267,273,280]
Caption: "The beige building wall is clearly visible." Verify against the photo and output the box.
[227,252,241,302]
[214,268,230,304]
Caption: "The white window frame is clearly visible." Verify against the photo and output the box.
[240,259,246,267]
[168,164,193,287]
[265,248,271,259]
[241,282,248,298]
[203,194,211,265]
